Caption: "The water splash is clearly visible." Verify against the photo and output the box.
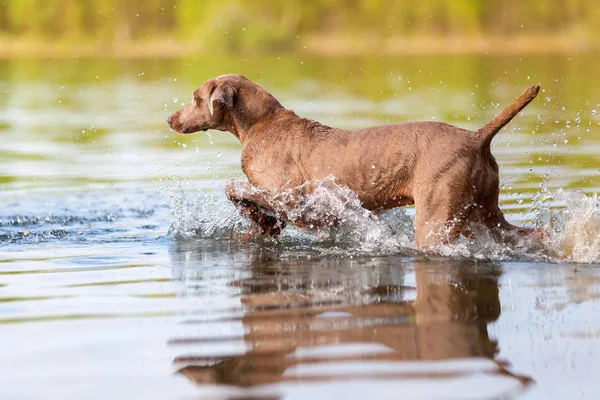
[168,178,415,256]
[166,184,242,240]
[167,180,599,264]
[538,189,600,263]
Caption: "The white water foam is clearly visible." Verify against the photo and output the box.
[537,189,600,263]
[167,180,600,264]
[165,181,243,240]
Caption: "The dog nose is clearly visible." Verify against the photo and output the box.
[167,114,174,125]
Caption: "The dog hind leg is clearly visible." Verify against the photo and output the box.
[414,182,474,250]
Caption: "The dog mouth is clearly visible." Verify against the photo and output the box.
[178,126,207,134]
[168,116,208,134]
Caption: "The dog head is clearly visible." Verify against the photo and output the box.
[167,74,282,138]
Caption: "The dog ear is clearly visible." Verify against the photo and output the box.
[208,83,236,116]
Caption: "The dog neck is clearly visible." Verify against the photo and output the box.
[225,103,286,144]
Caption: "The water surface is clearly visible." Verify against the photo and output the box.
[1,54,599,399]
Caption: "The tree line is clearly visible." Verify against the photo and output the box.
[1,0,597,51]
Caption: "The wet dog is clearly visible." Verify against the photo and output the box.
[168,74,543,250]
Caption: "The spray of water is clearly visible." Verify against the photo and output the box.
[167,179,600,264]
[538,189,600,263]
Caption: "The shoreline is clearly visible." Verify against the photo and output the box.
[0,35,597,59]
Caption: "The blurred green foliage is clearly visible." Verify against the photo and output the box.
[0,0,599,51]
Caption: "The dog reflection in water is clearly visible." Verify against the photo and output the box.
[168,252,531,397]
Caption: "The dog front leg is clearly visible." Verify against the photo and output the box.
[225,180,343,234]
[225,181,286,236]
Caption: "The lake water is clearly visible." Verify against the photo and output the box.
[1,54,599,399]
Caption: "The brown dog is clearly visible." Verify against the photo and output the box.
[168,74,542,250]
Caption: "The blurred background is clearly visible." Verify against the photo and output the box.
[1,0,600,56]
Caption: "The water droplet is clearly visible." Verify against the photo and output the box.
[592,109,597,115]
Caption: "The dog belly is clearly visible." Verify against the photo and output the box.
[358,193,414,211]
[328,167,414,211]
[305,166,414,211]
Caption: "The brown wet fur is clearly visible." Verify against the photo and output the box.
[168,74,543,250]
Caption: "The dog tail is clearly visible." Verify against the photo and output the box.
[476,84,540,151]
